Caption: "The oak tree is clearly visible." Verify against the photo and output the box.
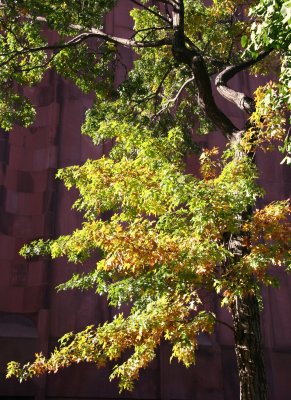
[1,1,290,399]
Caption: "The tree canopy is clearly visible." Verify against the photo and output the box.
[1,0,290,398]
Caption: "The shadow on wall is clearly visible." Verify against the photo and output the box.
[0,314,37,338]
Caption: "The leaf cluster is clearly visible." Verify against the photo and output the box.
[17,140,290,388]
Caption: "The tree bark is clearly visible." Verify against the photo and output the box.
[170,4,269,398]
[230,294,268,400]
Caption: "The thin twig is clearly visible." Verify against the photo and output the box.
[154,67,173,114]
[215,318,234,332]
[130,26,171,40]
[129,0,171,25]
[156,76,194,116]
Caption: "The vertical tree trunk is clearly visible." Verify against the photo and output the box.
[170,6,269,397]
[231,294,267,400]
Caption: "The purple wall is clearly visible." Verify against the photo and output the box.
[0,2,290,399]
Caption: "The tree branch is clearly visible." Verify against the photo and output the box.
[158,0,178,5]
[215,50,273,115]
[0,25,172,60]
[130,26,172,40]
[215,318,234,332]
[156,76,194,115]
[129,0,171,25]
[51,22,173,49]
[154,67,173,113]
[171,1,239,139]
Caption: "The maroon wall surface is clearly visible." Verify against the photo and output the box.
[0,2,291,400]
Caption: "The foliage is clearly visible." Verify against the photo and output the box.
[15,144,290,390]
[0,0,290,395]
[246,0,291,162]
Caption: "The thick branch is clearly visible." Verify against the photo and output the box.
[52,22,172,49]
[0,23,172,60]
[172,0,185,43]
[189,53,239,138]
[215,50,273,115]
[171,1,239,139]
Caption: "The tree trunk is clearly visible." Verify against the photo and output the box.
[230,294,267,400]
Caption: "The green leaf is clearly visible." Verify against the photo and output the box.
[241,35,248,48]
